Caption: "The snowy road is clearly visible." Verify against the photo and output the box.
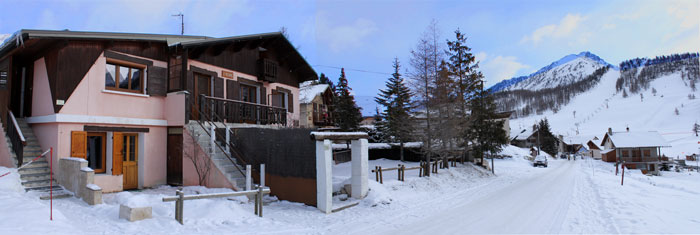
[335,160,615,234]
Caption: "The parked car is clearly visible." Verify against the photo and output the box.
[533,155,548,167]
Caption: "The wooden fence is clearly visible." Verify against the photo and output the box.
[371,157,463,184]
[162,187,271,224]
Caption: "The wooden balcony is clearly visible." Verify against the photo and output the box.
[199,95,286,125]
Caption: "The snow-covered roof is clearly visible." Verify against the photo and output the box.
[604,131,671,148]
[512,128,535,141]
[299,81,330,103]
[561,135,597,146]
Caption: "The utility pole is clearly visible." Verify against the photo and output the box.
[173,13,184,35]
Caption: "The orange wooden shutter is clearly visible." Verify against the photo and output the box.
[70,131,87,159]
[112,132,124,175]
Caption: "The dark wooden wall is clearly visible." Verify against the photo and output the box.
[41,40,169,113]
[189,39,312,88]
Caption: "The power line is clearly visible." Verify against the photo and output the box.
[312,65,392,76]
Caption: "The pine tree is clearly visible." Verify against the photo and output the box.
[446,28,481,114]
[319,73,335,91]
[537,118,558,156]
[375,58,414,161]
[462,88,508,165]
[693,122,699,137]
[333,68,363,131]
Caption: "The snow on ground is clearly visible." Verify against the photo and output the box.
[511,69,700,158]
[2,148,700,234]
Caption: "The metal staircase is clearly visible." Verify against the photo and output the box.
[6,117,71,199]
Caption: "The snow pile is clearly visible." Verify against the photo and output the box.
[0,167,23,193]
[496,144,531,159]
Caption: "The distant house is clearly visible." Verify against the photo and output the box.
[299,81,333,128]
[510,128,537,148]
[559,135,597,155]
[600,128,671,175]
[587,140,602,159]
[360,116,376,126]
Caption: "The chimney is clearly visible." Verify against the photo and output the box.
[608,127,612,135]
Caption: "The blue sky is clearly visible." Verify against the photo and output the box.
[1,0,698,113]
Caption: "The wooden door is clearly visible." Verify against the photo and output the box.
[192,73,211,120]
[167,128,183,185]
[122,134,138,190]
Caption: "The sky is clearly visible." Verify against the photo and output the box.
[1,0,698,114]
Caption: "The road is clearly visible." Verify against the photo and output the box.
[337,160,612,234]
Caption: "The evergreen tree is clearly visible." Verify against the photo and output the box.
[375,58,414,161]
[318,73,335,91]
[693,122,699,137]
[537,118,558,156]
[333,68,363,131]
[462,87,508,164]
[446,28,481,110]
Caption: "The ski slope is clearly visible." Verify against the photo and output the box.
[511,69,700,158]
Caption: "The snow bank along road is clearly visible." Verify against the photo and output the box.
[335,158,700,234]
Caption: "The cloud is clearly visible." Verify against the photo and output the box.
[520,14,586,45]
[477,52,530,85]
[316,12,378,52]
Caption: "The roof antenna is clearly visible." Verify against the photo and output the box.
[172,13,184,35]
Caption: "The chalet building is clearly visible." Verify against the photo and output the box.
[600,128,670,175]
[587,139,602,159]
[510,128,537,148]
[298,81,333,128]
[0,29,316,203]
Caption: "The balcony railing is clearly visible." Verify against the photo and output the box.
[199,95,287,126]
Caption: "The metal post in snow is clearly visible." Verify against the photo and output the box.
[621,164,625,186]
[176,190,184,224]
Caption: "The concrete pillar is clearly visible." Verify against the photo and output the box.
[316,139,332,214]
[209,125,215,155]
[246,165,252,191]
[225,126,230,155]
[351,138,368,199]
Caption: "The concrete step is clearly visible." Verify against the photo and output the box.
[20,172,52,182]
[18,166,50,174]
[22,179,58,188]
[39,190,73,200]
[25,185,62,192]
[18,160,48,169]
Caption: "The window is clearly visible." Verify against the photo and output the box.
[240,84,257,103]
[123,134,137,162]
[0,70,7,89]
[86,133,106,173]
[643,149,651,157]
[105,60,145,93]
[273,90,288,110]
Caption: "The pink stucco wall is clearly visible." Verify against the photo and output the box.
[27,52,171,191]
[182,128,234,189]
[188,60,300,125]
[58,53,167,120]
[32,58,54,117]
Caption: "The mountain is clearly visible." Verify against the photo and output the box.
[490,51,614,92]
[508,53,699,158]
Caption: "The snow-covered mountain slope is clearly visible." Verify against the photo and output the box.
[510,67,700,158]
[490,51,613,92]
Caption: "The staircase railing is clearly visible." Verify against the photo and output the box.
[7,110,26,165]
[187,95,251,179]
